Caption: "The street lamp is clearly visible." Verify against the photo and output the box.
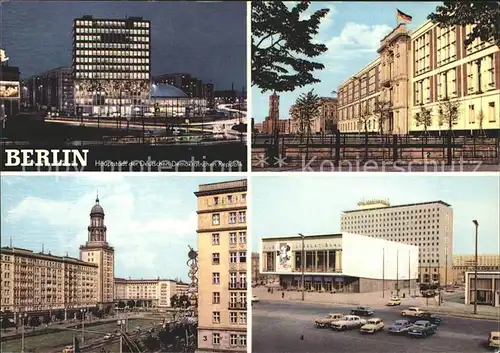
[472,220,479,314]
[80,308,87,344]
[298,233,305,301]
[21,312,28,353]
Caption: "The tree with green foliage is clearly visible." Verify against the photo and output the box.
[428,1,500,47]
[117,301,126,309]
[438,97,460,135]
[293,89,322,143]
[252,1,330,92]
[373,98,392,136]
[414,104,433,136]
[170,294,179,308]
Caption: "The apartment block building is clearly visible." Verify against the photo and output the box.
[79,196,115,309]
[114,278,177,307]
[0,247,98,314]
[195,180,247,352]
[340,200,453,284]
[452,254,500,283]
[337,21,500,135]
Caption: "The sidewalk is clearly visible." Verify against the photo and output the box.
[253,286,499,320]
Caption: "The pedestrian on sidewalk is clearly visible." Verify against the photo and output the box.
[282,292,285,299]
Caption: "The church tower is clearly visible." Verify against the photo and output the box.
[80,194,115,309]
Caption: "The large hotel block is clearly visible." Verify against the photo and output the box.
[195,180,247,352]
[260,232,419,293]
[337,21,500,135]
[72,15,151,116]
[340,200,453,284]
[0,247,98,314]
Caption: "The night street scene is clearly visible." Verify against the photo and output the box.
[0,1,247,171]
[251,1,500,172]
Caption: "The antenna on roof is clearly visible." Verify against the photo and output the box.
[9,237,12,247]
[42,244,44,253]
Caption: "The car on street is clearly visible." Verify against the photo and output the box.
[401,307,425,317]
[313,313,344,328]
[251,295,259,303]
[388,319,413,334]
[414,312,442,326]
[407,320,437,338]
[386,297,401,306]
[62,346,73,353]
[360,318,384,333]
[489,331,500,349]
[103,334,112,340]
[331,315,367,331]
[349,306,374,316]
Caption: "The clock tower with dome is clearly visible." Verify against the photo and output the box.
[79,194,115,309]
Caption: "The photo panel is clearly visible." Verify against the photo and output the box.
[0,174,249,353]
[250,1,500,172]
[0,1,248,172]
[251,173,500,353]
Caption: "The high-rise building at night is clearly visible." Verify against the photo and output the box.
[72,15,151,116]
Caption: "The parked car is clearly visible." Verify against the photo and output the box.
[103,334,112,340]
[407,320,437,337]
[401,307,426,317]
[331,315,367,331]
[386,297,401,306]
[489,331,500,349]
[388,319,413,334]
[350,306,374,316]
[414,312,442,326]
[62,346,73,353]
[360,318,384,333]
[313,313,344,328]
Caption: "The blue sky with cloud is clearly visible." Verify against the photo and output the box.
[252,1,442,122]
[251,175,500,256]
[1,175,242,282]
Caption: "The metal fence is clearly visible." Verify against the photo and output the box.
[252,133,500,169]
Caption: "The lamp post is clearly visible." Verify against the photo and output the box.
[298,233,305,301]
[80,308,87,344]
[472,220,479,314]
[21,312,27,353]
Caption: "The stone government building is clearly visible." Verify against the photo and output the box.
[336,21,500,136]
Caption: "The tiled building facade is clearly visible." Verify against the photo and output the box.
[196,180,247,352]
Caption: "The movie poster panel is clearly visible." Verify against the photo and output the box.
[276,242,292,272]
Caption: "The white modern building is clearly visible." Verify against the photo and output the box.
[340,200,453,284]
[260,232,419,293]
[464,271,500,307]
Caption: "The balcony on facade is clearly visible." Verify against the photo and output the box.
[228,282,247,290]
[228,301,247,310]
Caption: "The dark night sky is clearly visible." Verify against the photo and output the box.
[0,1,247,91]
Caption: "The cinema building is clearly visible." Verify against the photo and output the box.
[260,232,419,293]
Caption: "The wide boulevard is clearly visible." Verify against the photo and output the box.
[252,300,499,353]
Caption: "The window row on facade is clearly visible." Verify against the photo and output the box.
[75,42,149,49]
[211,232,247,246]
[75,28,149,35]
[212,211,246,226]
[75,65,149,72]
[75,72,149,79]
[212,333,247,347]
[76,57,149,64]
[75,50,149,56]
[75,20,149,28]
[211,252,247,265]
[211,271,246,285]
[212,193,247,206]
[212,311,247,325]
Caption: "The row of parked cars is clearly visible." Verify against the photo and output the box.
[314,306,442,338]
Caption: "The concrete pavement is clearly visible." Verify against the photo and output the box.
[252,301,498,353]
[253,286,499,320]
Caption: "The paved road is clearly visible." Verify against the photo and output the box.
[252,301,499,353]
